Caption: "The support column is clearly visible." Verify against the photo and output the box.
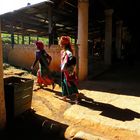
[77,0,89,80]
[17,35,19,44]
[22,35,24,44]
[116,20,123,59]
[29,35,31,45]
[0,18,6,129]
[11,33,14,48]
[104,9,113,65]
[122,27,127,42]
[48,4,53,46]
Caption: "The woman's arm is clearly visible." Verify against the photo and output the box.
[31,51,40,70]
[31,58,38,70]
[46,53,52,65]
[61,51,68,71]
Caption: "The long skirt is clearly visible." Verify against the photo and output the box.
[37,65,54,86]
[61,72,78,96]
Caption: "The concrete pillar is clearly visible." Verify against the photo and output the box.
[104,9,114,65]
[0,19,6,129]
[116,20,123,59]
[77,0,89,80]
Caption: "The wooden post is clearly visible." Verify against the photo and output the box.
[0,18,6,129]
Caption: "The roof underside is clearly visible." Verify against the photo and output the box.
[0,0,139,41]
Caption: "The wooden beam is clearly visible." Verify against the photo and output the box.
[0,18,6,129]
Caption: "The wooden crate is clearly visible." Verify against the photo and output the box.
[4,76,34,122]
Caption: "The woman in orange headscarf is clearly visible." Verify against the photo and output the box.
[59,36,79,103]
[31,41,55,89]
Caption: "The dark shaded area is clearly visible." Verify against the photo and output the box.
[0,0,139,43]
[79,62,140,97]
[0,110,68,140]
[2,74,67,140]
[77,93,140,121]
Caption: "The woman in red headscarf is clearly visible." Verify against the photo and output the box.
[59,36,79,103]
[31,41,55,89]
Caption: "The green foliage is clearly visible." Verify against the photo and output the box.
[1,33,49,45]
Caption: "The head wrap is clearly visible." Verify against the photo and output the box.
[59,36,71,46]
[35,41,44,50]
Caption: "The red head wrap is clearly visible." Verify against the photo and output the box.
[59,36,71,46]
[35,41,44,50]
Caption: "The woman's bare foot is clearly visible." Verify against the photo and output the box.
[75,99,79,104]
[61,96,66,101]
[52,82,55,90]
[36,83,43,88]
[75,93,80,104]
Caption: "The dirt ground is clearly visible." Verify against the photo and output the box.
[2,62,140,140]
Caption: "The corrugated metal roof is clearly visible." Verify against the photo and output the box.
[0,0,139,42]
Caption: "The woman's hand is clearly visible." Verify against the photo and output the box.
[31,66,34,70]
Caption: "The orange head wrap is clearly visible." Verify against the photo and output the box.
[59,36,71,46]
[35,41,44,50]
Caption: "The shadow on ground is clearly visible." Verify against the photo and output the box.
[74,93,140,121]
[34,85,140,122]
[50,91,140,122]
[0,110,68,140]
